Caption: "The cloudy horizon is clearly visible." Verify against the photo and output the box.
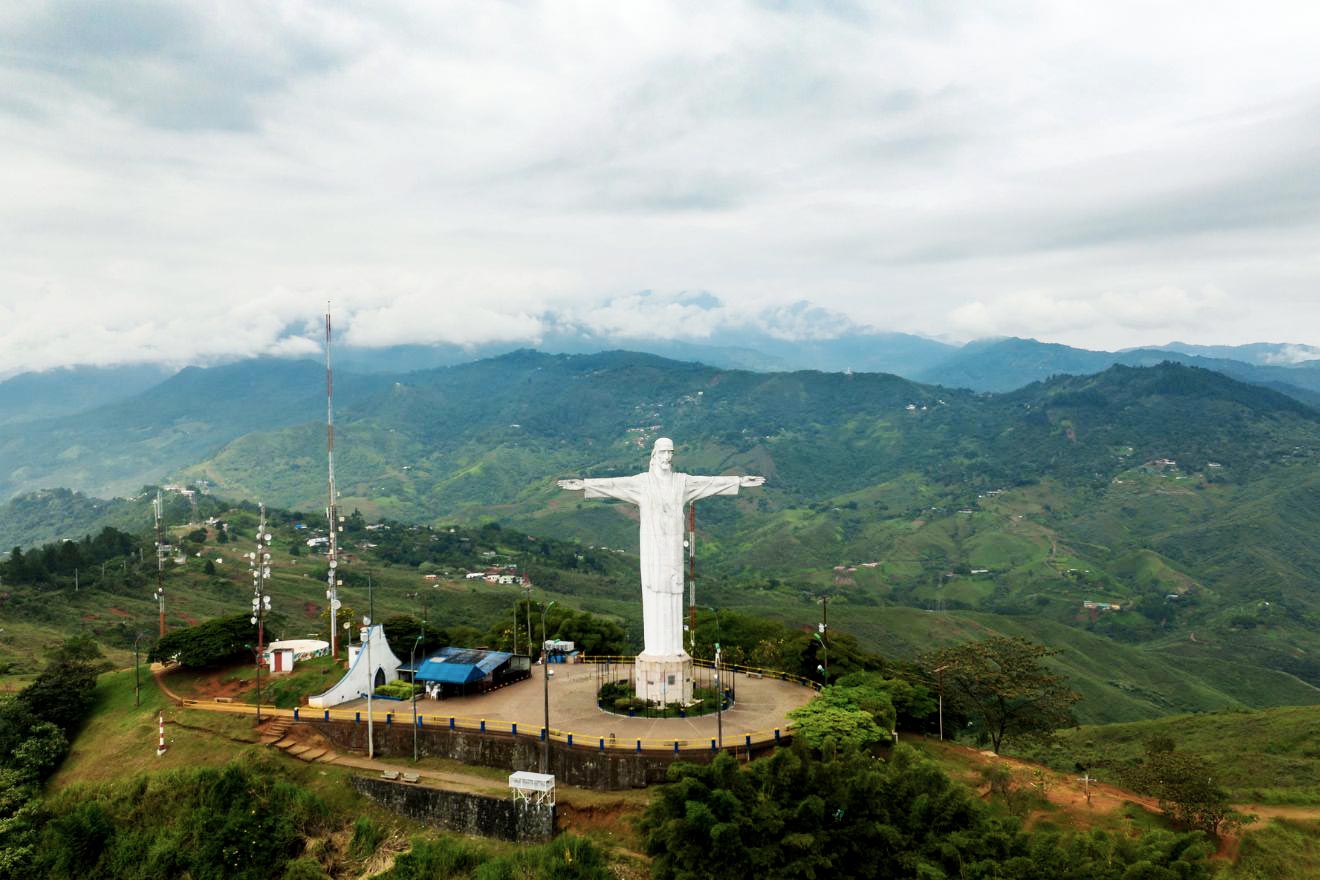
[3,1,1319,375]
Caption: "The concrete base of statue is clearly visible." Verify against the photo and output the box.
[634,652,693,705]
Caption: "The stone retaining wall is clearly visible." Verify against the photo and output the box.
[349,776,553,842]
[309,720,778,789]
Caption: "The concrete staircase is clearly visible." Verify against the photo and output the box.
[261,719,338,764]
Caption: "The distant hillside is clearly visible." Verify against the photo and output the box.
[0,487,214,551]
[0,358,396,499]
[917,336,1320,401]
[332,329,956,376]
[168,353,1320,714]
[10,350,1320,720]
[0,363,172,425]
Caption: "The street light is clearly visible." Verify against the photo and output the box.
[411,634,423,763]
[704,607,724,749]
[540,600,556,774]
[133,631,149,707]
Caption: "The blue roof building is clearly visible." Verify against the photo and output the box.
[400,646,530,696]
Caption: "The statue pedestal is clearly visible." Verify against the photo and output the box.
[634,652,693,705]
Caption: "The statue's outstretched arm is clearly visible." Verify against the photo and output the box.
[558,474,645,505]
[684,474,766,503]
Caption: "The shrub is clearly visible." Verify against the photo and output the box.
[349,816,385,860]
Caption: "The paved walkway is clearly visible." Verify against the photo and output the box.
[336,662,815,745]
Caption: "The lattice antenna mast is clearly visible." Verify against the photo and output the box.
[687,503,697,654]
[154,489,167,637]
[325,307,343,659]
[250,503,273,652]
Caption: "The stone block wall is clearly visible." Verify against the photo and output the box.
[308,719,775,789]
[349,776,553,842]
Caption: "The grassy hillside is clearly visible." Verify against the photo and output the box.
[1012,704,1320,805]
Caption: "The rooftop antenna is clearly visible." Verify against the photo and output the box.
[154,489,167,637]
[325,305,344,660]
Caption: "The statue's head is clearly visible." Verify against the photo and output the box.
[649,437,674,474]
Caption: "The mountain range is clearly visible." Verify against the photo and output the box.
[5,347,1320,724]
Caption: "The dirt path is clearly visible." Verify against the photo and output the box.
[913,734,1320,862]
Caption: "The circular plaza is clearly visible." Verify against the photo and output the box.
[337,660,816,748]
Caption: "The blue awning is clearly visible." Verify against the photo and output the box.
[414,647,511,685]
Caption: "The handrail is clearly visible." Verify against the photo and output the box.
[579,654,823,691]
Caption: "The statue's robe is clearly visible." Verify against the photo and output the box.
[580,470,742,656]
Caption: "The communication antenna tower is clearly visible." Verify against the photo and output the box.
[324,306,344,659]
[250,503,273,651]
[687,503,697,653]
[154,489,167,637]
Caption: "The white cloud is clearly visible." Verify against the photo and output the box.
[951,287,1233,343]
[3,0,1320,370]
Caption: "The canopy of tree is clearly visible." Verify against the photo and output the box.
[924,636,1080,753]
[1122,738,1254,837]
[149,614,268,668]
[641,743,1212,880]
[0,636,110,878]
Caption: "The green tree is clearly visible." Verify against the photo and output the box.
[150,614,261,668]
[923,636,1080,753]
[19,636,111,735]
[640,743,1212,880]
[1123,740,1254,838]
[787,695,886,754]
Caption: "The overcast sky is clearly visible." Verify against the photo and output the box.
[2,1,1319,374]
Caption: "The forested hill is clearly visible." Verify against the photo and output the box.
[186,351,1320,519]
[7,352,1320,721]
[0,358,397,500]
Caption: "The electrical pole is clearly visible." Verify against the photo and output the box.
[712,607,723,749]
[365,565,376,758]
[324,306,343,661]
[154,489,167,637]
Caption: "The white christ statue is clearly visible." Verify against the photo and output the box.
[557,437,764,703]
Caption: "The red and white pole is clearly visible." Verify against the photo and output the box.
[157,712,167,756]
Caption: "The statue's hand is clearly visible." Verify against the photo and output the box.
[740,475,766,488]
[557,478,585,491]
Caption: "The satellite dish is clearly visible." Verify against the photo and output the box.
[362,616,371,625]
[331,600,342,611]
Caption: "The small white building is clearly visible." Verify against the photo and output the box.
[263,638,330,675]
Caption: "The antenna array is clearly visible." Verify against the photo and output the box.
[250,503,273,650]
[153,489,166,637]
[325,307,343,658]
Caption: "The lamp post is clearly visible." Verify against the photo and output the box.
[411,634,423,763]
[365,614,375,759]
[133,631,148,708]
[705,607,723,749]
[540,600,555,774]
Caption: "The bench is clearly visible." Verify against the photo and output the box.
[402,773,420,784]
[380,770,400,781]
[214,697,233,703]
